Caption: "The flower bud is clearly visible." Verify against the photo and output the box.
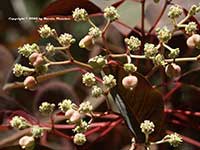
[31,125,44,138]
[79,101,93,114]
[82,72,96,87]
[140,120,155,135]
[163,133,182,147]
[187,34,200,49]
[39,102,55,114]
[58,99,73,112]
[19,136,35,149]
[65,109,75,119]
[79,35,94,48]
[58,33,76,47]
[29,52,39,64]
[123,63,137,73]
[72,8,88,22]
[91,85,103,98]
[70,111,81,123]
[125,36,141,51]
[104,6,119,21]
[24,76,37,90]
[165,63,181,78]
[73,133,87,145]
[10,116,29,130]
[103,74,116,89]
[32,54,44,67]
[122,75,138,90]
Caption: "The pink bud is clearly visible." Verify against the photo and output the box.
[33,55,44,67]
[19,136,34,149]
[24,76,37,89]
[187,34,200,48]
[70,111,81,122]
[79,35,94,48]
[122,75,138,90]
[29,52,39,64]
[165,63,181,78]
[65,109,75,119]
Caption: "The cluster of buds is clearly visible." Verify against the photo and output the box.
[168,48,180,59]
[12,64,34,77]
[102,74,116,89]
[46,43,55,55]
[73,133,87,146]
[152,54,166,66]
[144,43,158,59]
[140,120,155,135]
[10,116,30,130]
[58,33,76,47]
[88,27,102,38]
[58,99,74,112]
[103,6,119,21]
[31,125,44,138]
[185,22,197,35]
[156,26,172,43]
[187,34,200,49]
[82,72,96,87]
[163,133,183,147]
[125,36,141,51]
[38,24,56,38]
[73,120,89,133]
[188,4,200,16]
[18,43,39,58]
[39,102,55,115]
[168,5,183,19]
[123,63,137,73]
[88,55,107,70]
[79,101,93,114]
[165,63,181,78]
[91,85,103,98]
[72,8,88,22]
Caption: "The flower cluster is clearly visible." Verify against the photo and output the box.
[38,24,56,38]
[18,43,39,57]
[168,5,183,19]
[163,133,183,147]
[125,36,141,51]
[156,26,172,43]
[72,8,88,22]
[144,43,158,59]
[88,55,107,70]
[58,33,76,47]
[103,6,119,21]
[39,102,55,114]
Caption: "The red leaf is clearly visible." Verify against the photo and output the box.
[104,64,164,142]
[40,0,102,17]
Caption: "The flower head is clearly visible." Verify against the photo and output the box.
[163,133,183,147]
[58,33,75,47]
[79,101,93,114]
[31,125,44,138]
[88,55,107,70]
[185,22,197,35]
[39,102,55,114]
[82,72,96,87]
[144,43,158,59]
[72,8,88,22]
[88,27,102,38]
[73,120,89,133]
[91,85,103,98]
[168,48,180,59]
[10,116,29,130]
[18,43,39,57]
[38,24,55,38]
[125,36,141,51]
[103,74,116,89]
[58,99,73,112]
[152,54,166,66]
[140,120,155,135]
[123,63,137,73]
[156,26,172,43]
[168,5,183,19]
[73,133,87,145]
[104,6,119,21]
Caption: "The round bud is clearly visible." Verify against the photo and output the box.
[70,111,81,123]
[24,76,37,90]
[65,109,75,119]
[187,34,200,49]
[187,36,196,48]
[165,63,181,78]
[29,52,39,64]
[122,75,138,90]
[19,136,35,149]
[33,55,44,67]
[79,35,94,48]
